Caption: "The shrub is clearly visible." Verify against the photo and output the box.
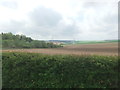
[2,52,119,88]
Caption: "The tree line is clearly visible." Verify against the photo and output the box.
[1,32,62,48]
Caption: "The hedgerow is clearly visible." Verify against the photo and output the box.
[2,52,119,88]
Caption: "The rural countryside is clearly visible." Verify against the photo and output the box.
[0,0,119,88]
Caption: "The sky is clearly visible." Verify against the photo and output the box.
[0,0,118,40]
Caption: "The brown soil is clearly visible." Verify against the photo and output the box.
[2,42,118,56]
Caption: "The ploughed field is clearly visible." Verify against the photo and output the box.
[2,42,118,56]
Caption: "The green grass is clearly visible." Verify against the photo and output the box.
[2,52,119,88]
[62,40,119,45]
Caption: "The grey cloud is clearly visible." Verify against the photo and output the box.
[0,2,117,40]
[25,26,54,40]
[74,3,117,40]
[0,18,80,40]
[26,21,80,40]
[95,13,117,33]
[83,2,105,8]
[0,20,46,40]
[0,1,18,9]
[29,7,62,27]
[27,6,80,40]
[1,20,26,34]
[103,13,117,24]
[59,24,79,37]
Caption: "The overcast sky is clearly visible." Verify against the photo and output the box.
[0,0,118,40]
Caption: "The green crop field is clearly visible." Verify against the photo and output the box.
[62,40,119,45]
[2,52,119,88]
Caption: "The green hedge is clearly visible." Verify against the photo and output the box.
[2,52,119,88]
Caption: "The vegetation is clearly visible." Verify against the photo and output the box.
[74,40,119,44]
[2,52,119,88]
[1,32,62,48]
[61,40,119,45]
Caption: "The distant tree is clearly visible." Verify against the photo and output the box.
[1,32,62,48]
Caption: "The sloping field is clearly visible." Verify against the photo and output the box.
[2,42,118,56]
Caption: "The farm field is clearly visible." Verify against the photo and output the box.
[0,0,119,88]
[2,42,119,88]
[2,42,118,56]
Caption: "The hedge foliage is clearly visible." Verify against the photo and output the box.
[2,52,119,88]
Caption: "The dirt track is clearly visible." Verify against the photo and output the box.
[2,43,118,56]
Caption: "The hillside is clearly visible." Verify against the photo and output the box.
[1,32,62,49]
[48,40,119,45]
